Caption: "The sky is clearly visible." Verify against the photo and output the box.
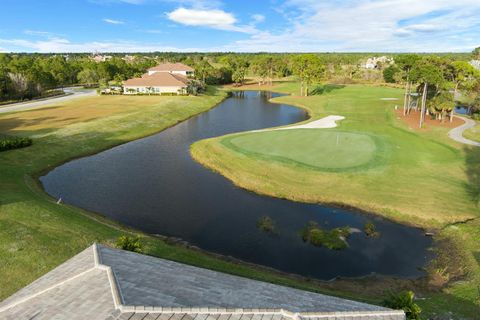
[0,0,479,53]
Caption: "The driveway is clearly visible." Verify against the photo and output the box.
[0,87,96,114]
[448,115,480,147]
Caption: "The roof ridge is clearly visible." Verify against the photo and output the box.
[0,245,99,313]
[95,244,404,318]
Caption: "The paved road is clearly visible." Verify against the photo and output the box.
[0,87,96,114]
[448,115,480,147]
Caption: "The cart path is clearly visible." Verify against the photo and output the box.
[0,87,96,114]
[448,115,480,147]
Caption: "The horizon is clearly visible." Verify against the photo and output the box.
[1,0,479,53]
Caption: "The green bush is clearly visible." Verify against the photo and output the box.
[116,236,143,253]
[383,291,421,320]
[0,135,33,152]
[301,221,351,250]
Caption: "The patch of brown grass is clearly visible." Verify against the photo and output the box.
[0,95,173,133]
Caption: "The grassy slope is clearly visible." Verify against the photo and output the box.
[463,123,480,142]
[191,83,480,317]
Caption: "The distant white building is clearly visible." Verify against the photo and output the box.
[470,60,480,70]
[123,62,194,95]
[92,54,112,63]
[146,62,194,77]
[362,56,394,69]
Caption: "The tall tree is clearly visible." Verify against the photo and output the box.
[395,54,421,115]
[292,54,325,96]
[410,58,445,127]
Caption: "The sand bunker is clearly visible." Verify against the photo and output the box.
[275,115,345,130]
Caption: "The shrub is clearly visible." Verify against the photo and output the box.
[301,221,350,250]
[116,236,143,253]
[364,221,381,238]
[257,216,276,233]
[383,291,421,320]
[383,65,399,83]
[0,135,32,152]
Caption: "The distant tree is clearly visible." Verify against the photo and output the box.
[8,73,29,100]
[473,47,480,60]
[449,61,480,121]
[292,54,325,96]
[410,58,446,127]
[395,54,421,115]
[428,91,455,122]
[232,67,246,85]
[383,65,399,83]
[77,69,99,87]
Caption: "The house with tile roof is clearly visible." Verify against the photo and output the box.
[123,62,194,95]
[0,243,405,320]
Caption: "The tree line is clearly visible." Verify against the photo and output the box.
[0,51,478,115]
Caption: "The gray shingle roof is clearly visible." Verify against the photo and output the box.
[0,244,405,320]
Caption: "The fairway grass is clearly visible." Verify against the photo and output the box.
[191,83,480,317]
[463,122,480,142]
[224,130,379,171]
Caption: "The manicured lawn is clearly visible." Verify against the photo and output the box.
[224,130,379,171]
[463,123,480,142]
[191,82,480,318]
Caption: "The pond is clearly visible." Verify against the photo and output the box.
[41,91,433,280]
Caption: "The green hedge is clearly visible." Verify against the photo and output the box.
[0,135,33,152]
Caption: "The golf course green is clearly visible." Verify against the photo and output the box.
[224,130,380,171]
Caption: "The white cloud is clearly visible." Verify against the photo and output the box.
[0,37,203,53]
[251,14,265,23]
[167,8,235,27]
[103,18,125,25]
[223,0,480,52]
[24,30,58,37]
[166,7,257,33]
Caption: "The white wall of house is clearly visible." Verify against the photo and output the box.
[147,70,194,76]
[123,86,186,94]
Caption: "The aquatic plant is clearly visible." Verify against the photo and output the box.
[301,221,351,250]
[257,215,276,233]
[364,221,381,238]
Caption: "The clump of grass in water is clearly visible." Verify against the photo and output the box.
[301,221,351,250]
[257,215,276,233]
[364,221,381,238]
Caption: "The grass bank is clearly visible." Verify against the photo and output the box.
[463,122,480,142]
[191,82,480,318]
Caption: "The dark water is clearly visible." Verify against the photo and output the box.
[455,105,470,115]
[41,91,433,280]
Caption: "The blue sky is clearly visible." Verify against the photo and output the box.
[0,0,479,53]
